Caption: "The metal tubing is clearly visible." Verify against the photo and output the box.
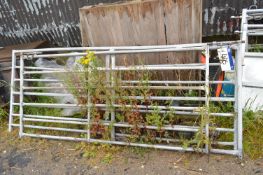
[16,79,234,85]
[21,85,205,91]
[235,8,247,158]
[111,50,116,141]
[242,81,263,88]
[116,133,234,146]
[234,49,238,152]
[12,101,199,111]
[247,24,263,28]
[247,32,263,36]
[12,94,234,102]
[86,64,91,141]
[22,125,86,133]
[15,43,207,53]
[247,9,263,13]
[210,149,239,155]
[30,47,206,58]
[21,133,239,155]
[205,46,210,153]
[244,52,263,57]
[22,63,218,70]
[13,114,89,122]
[19,54,24,137]
[23,118,87,125]
[8,50,16,131]
[22,133,87,142]
[22,117,233,133]
[12,109,234,118]
[13,41,241,54]
[241,9,248,53]
[23,64,206,74]
[16,78,63,82]
[237,40,244,159]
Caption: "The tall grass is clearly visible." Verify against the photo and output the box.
[243,109,263,159]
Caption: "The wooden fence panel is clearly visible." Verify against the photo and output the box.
[80,0,202,80]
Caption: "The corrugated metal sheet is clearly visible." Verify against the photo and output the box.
[0,0,263,47]
[203,0,263,36]
[0,0,119,47]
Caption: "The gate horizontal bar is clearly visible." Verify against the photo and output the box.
[20,133,239,155]
[15,79,235,84]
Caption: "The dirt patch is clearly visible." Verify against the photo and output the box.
[0,129,263,175]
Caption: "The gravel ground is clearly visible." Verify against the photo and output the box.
[0,130,262,175]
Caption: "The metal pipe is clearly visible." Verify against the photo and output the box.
[14,43,207,53]
[241,9,249,53]
[30,47,205,59]
[87,87,91,141]
[23,118,87,125]
[242,81,263,88]
[19,54,24,137]
[122,80,234,85]
[8,50,16,132]
[11,104,234,118]
[116,133,234,146]
[15,79,235,85]
[22,125,86,133]
[12,94,235,102]
[244,52,263,57]
[247,32,263,36]
[22,117,233,133]
[238,33,245,159]
[21,133,239,155]
[111,50,116,141]
[13,114,89,122]
[210,149,238,155]
[13,41,241,54]
[247,24,263,28]
[12,101,199,110]
[22,62,219,70]
[15,78,63,82]
[247,9,263,13]
[12,108,234,118]
[21,85,206,91]
[205,46,210,154]
[23,64,206,74]
[11,123,235,146]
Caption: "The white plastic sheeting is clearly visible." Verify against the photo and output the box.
[242,53,263,110]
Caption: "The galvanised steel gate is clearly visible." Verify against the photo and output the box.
[8,42,243,157]
[237,9,263,110]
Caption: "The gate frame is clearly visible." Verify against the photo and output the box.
[8,42,243,157]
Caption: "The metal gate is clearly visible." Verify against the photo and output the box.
[8,42,243,157]
[237,9,263,110]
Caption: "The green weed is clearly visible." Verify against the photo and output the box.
[76,142,120,164]
[0,106,8,127]
[243,110,263,159]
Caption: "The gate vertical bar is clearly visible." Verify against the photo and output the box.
[87,59,92,141]
[87,92,91,141]
[241,9,248,58]
[105,54,111,123]
[110,49,116,141]
[234,48,238,151]
[237,43,244,158]
[205,45,210,153]
[19,53,24,137]
[8,50,17,131]
[236,8,246,158]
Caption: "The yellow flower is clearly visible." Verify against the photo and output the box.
[78,50,96,65]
